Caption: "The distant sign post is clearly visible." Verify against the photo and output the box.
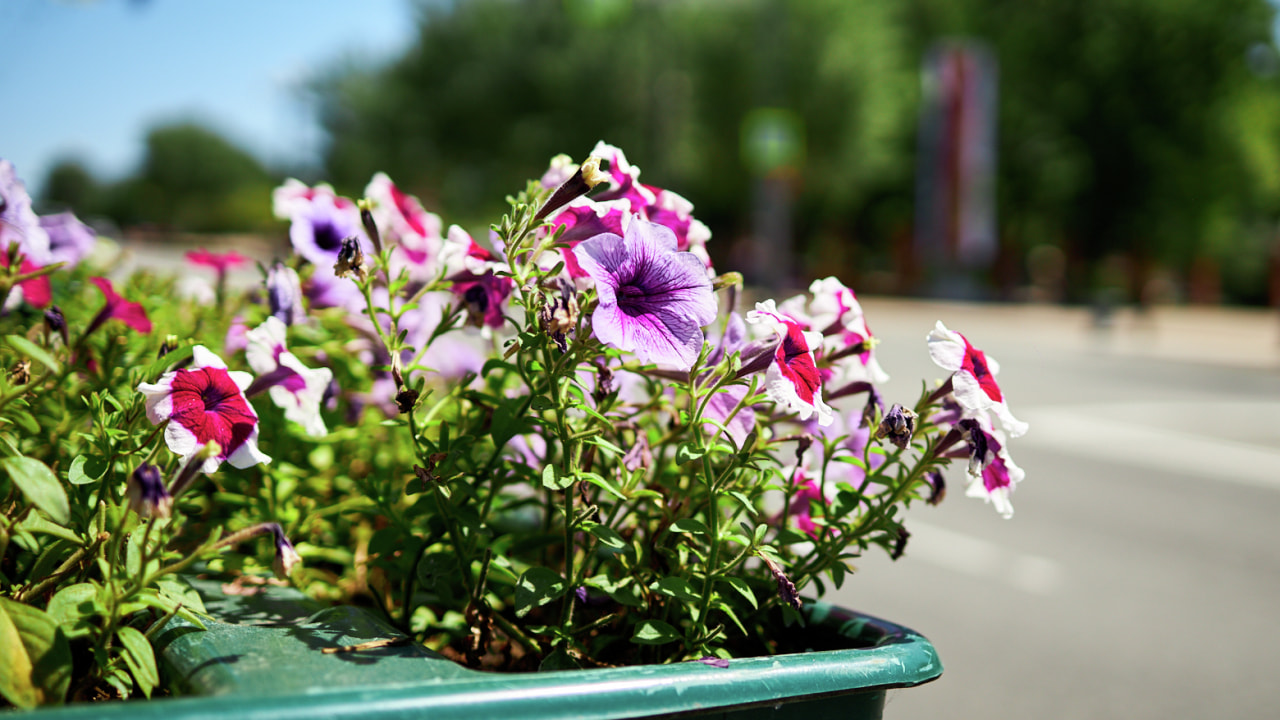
[741,108,804,291]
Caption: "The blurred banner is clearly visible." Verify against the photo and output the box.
[914,41,998,298]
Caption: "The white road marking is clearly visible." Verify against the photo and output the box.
[1018,404,1280,491]
[903,520,1066,595]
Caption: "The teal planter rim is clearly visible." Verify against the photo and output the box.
[17,579,942,720]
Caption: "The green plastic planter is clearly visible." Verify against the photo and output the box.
[24,578,941,719]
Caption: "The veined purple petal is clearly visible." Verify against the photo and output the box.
[574,218,717,370]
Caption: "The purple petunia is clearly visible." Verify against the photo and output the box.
[573,218,717,370]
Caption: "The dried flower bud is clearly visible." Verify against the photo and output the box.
[127,463,173,519]
[591,355,613,404]
[271,524,302,579]
[410,452,449,493]
[762,555,802,610]
[44,306,68,346]
[395,388,419,414]
[876,404,917,449]
[8,358,30,386]
[924,470,946,505]
[621,431,652,472]
[333,237,367,282]
[890,525,911,560]
[793,433,814,465]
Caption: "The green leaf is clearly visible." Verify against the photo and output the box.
[2,456,69,525]
[0,602,36,708]
[712,598,748,635]
[46,583,97,639]
[670,518,709,535]
[529,395,553,411]
[586,524,626,551]
[116,626,158,698]
[67,456,95,485]
[14,512,79,545]
[540,464,572,491]
[650,577,700,603]
[631,619,680,645]
[514,567,566,618]
[579,473,627,501]
[675,443,704,465]
[718,576,758,610]
[0,599,72,705]
[6,335,60,375]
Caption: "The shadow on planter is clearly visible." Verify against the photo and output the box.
[26,577,941,720]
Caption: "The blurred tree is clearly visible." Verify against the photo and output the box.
[40,158,101,216]
[314,0,917,282]
[131,122,277,232]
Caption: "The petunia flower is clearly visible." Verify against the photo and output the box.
[449,270,513,330]
[85,277,152,335]
[244,317,332,437]
[589,142,713,273]
[40,212,97,269]
[364,173,444,280]
[137,345,271,472]
[277,180,366,266]
[186,248,249,274]
[0,160,52,266]
[702,383,757,449]
[0,255,52,309]
[745,300,833,426]
[573,217,717,370]
[928,321,1027,437]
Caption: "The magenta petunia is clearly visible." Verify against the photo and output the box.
[87,277,151,334]
[137,346,270,473]
[0,255,52,309]
[573,217,717,370]
[927,321,1027,437]
[186,249,249,273]
[746,300,833,426]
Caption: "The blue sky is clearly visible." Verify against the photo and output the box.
[1,0,418,196]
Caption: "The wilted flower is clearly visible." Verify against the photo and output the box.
[956,418,1024,519]
[573,217,717,370]
[137,345,270,473]
[876,404,917,449]
[334,236,368,282]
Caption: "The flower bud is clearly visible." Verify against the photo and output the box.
[271,524,302,579]
[534,156,607,223]
[44,306,68,346]
[357,199,383,254]
[128,463,173,519]
[266,263,304,326]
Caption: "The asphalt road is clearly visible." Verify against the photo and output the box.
[826,299,1280,719]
